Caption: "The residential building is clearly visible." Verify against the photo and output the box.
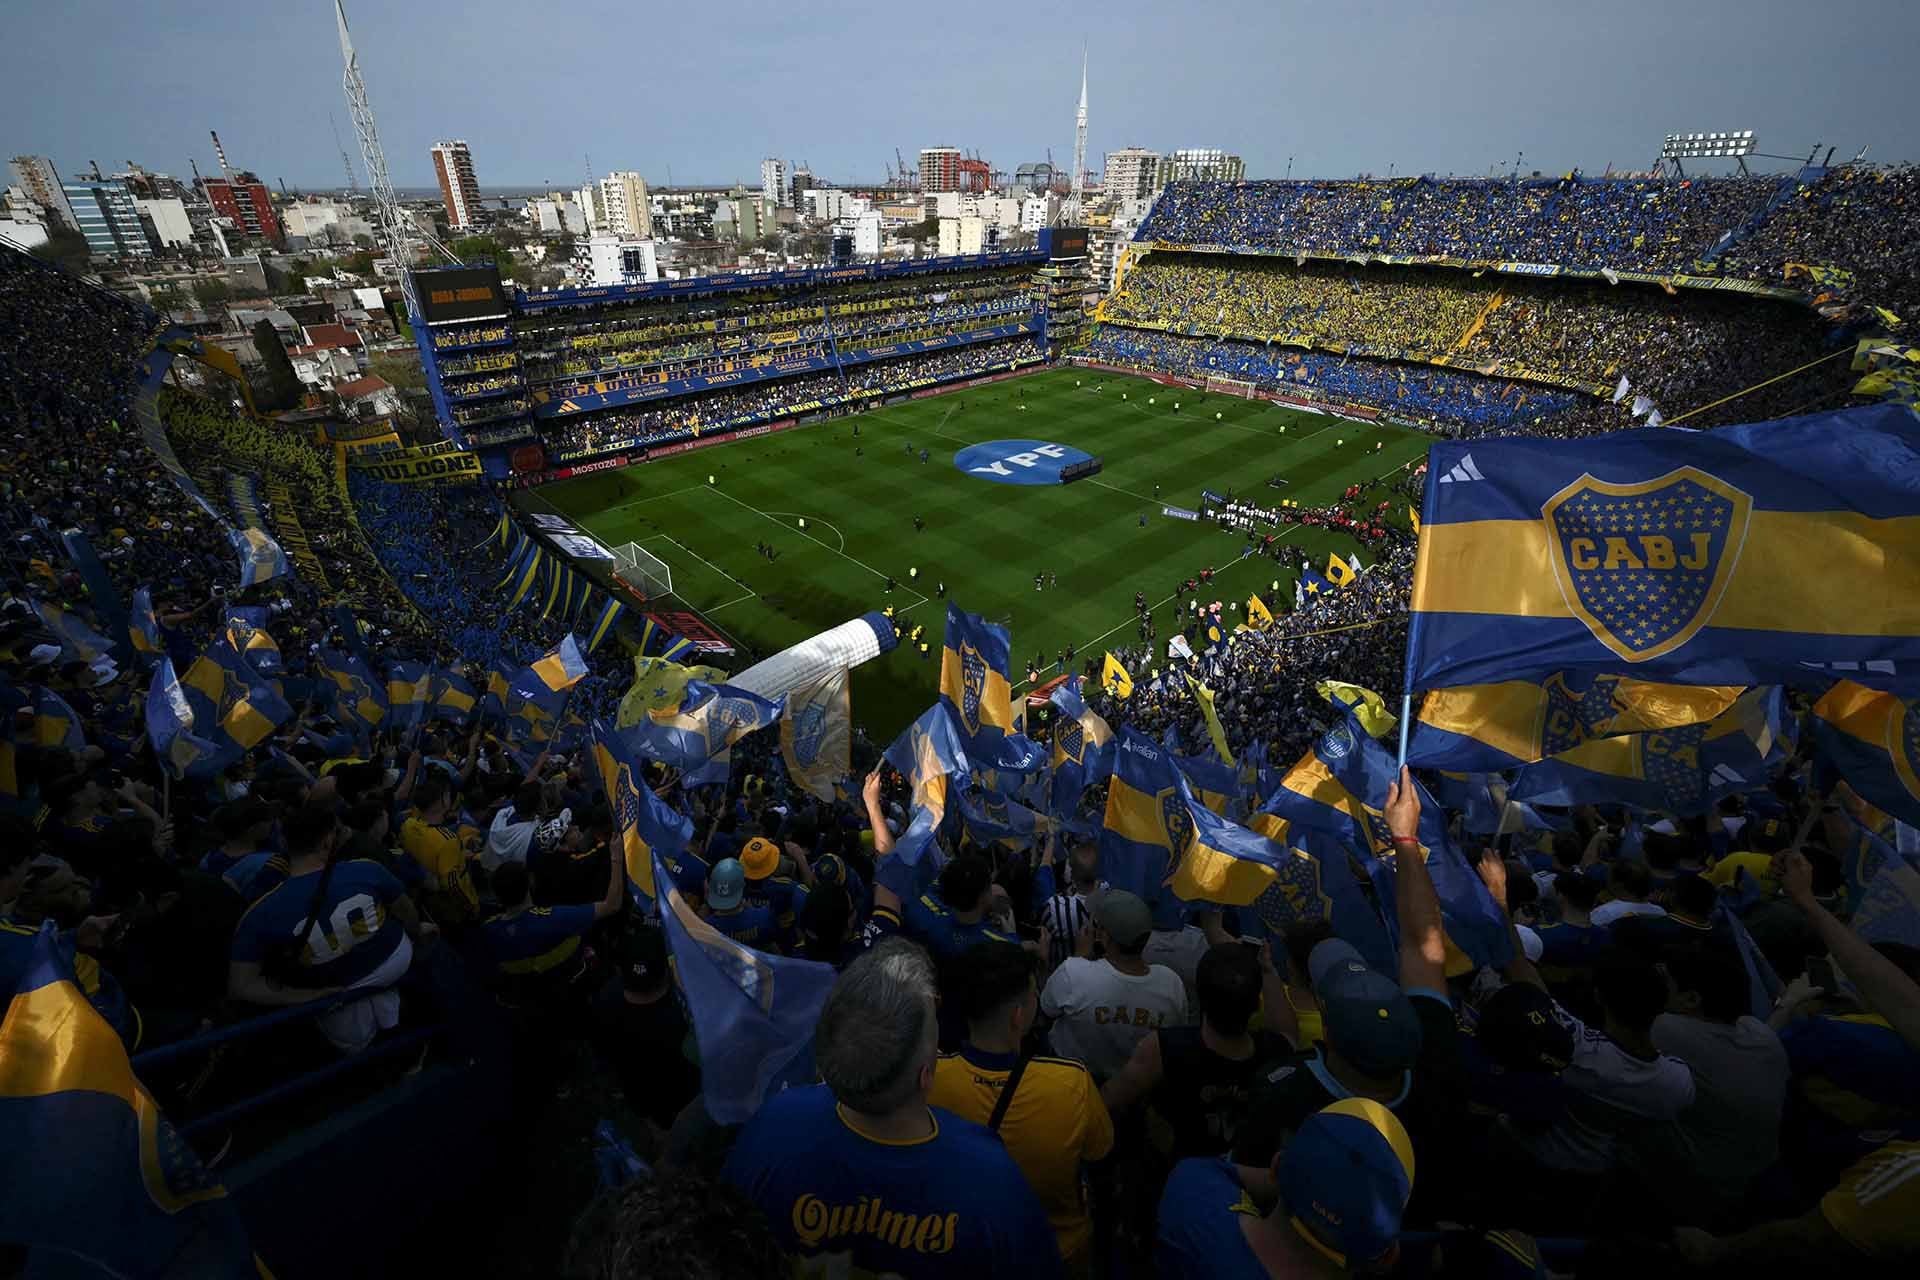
[583,171,651,238]
[0,209,47,252]
[1163,148,1245,183]
[1020,194,1062,231]
[937,215,986,257]
[790,166,815,208]
[430,140,481,230]
[62,178,147,257]
[979,197,1023,230]
[10,156,76,229]
[1087,212,1142,293]
[222,254,270,294]
[850,210,882,259]
[136,198,194,248]
[281,198,371,248]
[920,147,963,193]
[580,234,660,287]
[729,196,768,243]
[334,374,401,420]
[761,158,788,209]
[203,173,284,246]
[1104,148,1163,211]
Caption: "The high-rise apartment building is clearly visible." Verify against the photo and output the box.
[594,171,653,238]
[1163,148,1245,183]
[430,140,481,230]
[761,158,789,209]
[9,155,76,228]
[203,173,285,246]
[61,178,147,257]
[1103,148,1163,206]
[919,147,963,193]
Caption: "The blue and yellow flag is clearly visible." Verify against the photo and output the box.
[1048,675,1115,823]
[1181,818,1396,975]
[540,562,569,620]
[1101,651,1134,700]
[1318,680,1399,740]
[507,546,545,609]
[480,657,516,723]
[1173,747,1240,818]
[428,668,479,725]
[1247,595,1275,631]
[1325,553,1356,588]
[496,540,535,593]
[617,654,728,726]
[1100,730,1205,928]
[569,574,597,625]
[958,785,1051,848]
[1261,706,1513,970]
[314,647,387,733]
[940,603,1016,743]
[129,586,164,658]
[626,680,781,773]
[1812,681,1920,830]
[0,924,266,1277]
[879,703,968,895]
[31,687,85,750]
[652,852,838,1124]
[1184,672,1236,767]
[1409,404,1920,690]
[33,600,111,666]
[224,607,282,677]
[1408,673,1742,772]
[231,525,290,589]
[178,637,293,769]
[589,719,690,910]
[587,595,626,654]
[1298,567,1335,600]
[146,657,220,778]
[515,634,589,701]
[1852,857,1920,948]
[386,661,432,732]
[780,667,851,803]
[637,615,695,661]
[1509,686,1784,816]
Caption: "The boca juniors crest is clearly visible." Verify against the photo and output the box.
[789,701,827,768]
[1891,697,1920,809]
[1158,788,1197,888]
[1252,848,1334,933]
[1055,717,1086,767]
[958,643,989,736]
[1540,673,1625,756]
[1544,468,1752,664]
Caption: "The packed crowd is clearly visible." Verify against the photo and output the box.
[1717,164,1920,323]
[7,242,1920,1277]
[1135,175,1785,274]
[540,337,1047,464]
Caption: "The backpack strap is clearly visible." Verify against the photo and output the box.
[986,1052,1032,1136]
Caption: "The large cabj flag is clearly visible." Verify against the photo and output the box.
[223,607,282,676]
[625,680,782,774]
[0,925,267,1277]
[652,853,837,1125]
[880,702,969,894]
[1812,681,1920,829]
[591,719,692,911]
[163,637,294,776]
[1261,706,1512,972]
[1408,673,1744,772]
[1408,404,1920,691]
[1049,675,1115,823]
[780,667,852,803]
[1508,686,1785,816]
[314,647,388,734]
[940,603,1015,743]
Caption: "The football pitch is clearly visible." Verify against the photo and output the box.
[531,368,1433,739]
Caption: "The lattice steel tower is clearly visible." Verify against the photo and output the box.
[1063,50,1088,224]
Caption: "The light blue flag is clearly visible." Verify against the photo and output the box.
[231,525,290,588]
[626,681,782,773]
[957,785,1051,848]
[145,657,220,779]
[1852,858,1920,948]
[128,586,164,659]
[652,853,838,1124]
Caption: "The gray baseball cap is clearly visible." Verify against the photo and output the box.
[1094,889,1153,949]
[1309,939,1423,1077]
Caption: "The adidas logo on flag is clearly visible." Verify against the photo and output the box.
[1438,454,1485,484]
[1709,764,1747,788]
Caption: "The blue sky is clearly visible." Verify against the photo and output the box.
[6,0,1916,190]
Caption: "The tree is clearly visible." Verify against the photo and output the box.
[552,230,576,261]
[343,248,377,277]
[367,350,425,395]
[31,226,92,275]
[897,217,939,243]
[251,318,301,411]
[148,282,185,313]
[192,277,232,309]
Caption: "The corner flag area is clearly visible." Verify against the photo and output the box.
[531,368,1431,735]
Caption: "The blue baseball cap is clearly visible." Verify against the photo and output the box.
[813,853,847,887]
[708,858,746,911]
[1309,939,1423,1077]
[1278,1098,1415,1269]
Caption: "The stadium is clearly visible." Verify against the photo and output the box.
[5,155,1920,1280]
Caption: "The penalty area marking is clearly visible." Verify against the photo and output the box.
[594,483,709,517]
[641,534,758,613]
[705,487,930,613]
[762,511,846,553]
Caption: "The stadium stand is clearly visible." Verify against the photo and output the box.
[5,142,1920,1278]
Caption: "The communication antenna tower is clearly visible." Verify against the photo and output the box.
[1062,49,1088,224]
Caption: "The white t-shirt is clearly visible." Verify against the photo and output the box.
[1589,899,1667,928]
[1505,998,1695,1175]
[484,805,537,871]
[1041,957,1188,1083]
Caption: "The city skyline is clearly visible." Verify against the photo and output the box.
[5,0,1919,193]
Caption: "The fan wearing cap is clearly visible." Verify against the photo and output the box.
[739,834,811,949]
[704,858,780,953]
[590,922,700,1132]
[1231,769,1464,1213]
[1158,1099,1415,1279]
[1039,889,1188,1085]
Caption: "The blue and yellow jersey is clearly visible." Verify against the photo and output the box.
[230,859,407,988]
[708,902,779,952]
[221,851,289,902]
[399,814,478,913]
[929,1045,1114,1264]
[1821,1140,1920,1260]
[0,919,139,1050]
[1153,1156,1273,1280]
[749,874,803,937]
[480,904,595,977]
[722,1084,1063,1278]
[1780,1014,1920,1130]
[902,893,1014,960]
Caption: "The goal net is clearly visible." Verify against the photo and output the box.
[1204,375,1258,400]
[612,542,672,601]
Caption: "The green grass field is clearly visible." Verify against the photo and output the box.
[530,368,1432,739]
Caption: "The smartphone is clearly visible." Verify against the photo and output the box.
[1807,956,1837,993]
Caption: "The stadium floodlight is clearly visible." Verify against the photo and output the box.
[1659,129,1757,176]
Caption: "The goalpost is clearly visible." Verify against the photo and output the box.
[612,542,673,601]
[1204,375,1258,400]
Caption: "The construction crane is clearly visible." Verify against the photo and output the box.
[894,147,916,193]
[328,112,359,192]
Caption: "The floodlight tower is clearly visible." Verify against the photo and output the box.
[1063,50,1088,224]
[335,1,453,321]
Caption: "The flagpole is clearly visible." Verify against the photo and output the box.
[1396,692,1412,766]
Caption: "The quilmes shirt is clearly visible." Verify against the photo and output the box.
[723,1084,1063,1278]
[1040,957,1189,1082]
